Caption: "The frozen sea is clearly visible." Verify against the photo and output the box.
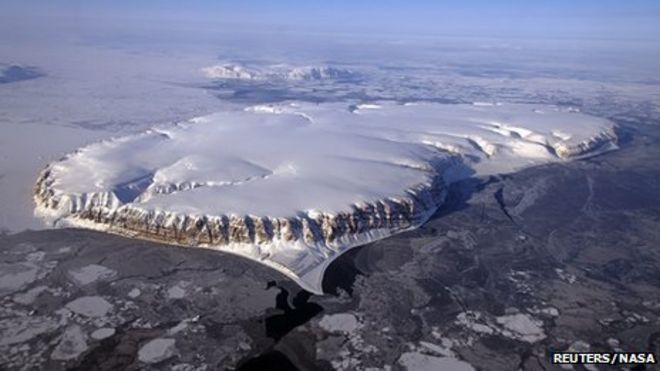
[1,14,660,370]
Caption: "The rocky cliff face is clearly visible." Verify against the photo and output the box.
[35,173,446,250]
[553,128,618,159]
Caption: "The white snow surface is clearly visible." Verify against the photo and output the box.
[35,102,616,293]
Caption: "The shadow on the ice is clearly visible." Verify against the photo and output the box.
[322,174,499,296]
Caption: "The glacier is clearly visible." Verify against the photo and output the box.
[34,102,617,294]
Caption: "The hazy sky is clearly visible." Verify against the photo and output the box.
[3,0,660,41]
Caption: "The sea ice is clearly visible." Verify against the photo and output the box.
[51,325,88,361]
[91,327,115,340]
[318,313,359,334]
[495,313,546,343]
[65,296,113,318]
[138,338,176,364]
[398,352,475,371]
[69,264,117,285]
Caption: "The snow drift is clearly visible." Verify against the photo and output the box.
[34,102,617,293]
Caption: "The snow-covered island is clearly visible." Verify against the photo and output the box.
[34,102,617,293]
[201,63,357,81]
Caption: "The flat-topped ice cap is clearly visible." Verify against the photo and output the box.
[35,102,617,293]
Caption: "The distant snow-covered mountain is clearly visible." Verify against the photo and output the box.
[201,63,357,81]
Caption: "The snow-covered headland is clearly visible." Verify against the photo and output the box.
[34,102,617,293]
